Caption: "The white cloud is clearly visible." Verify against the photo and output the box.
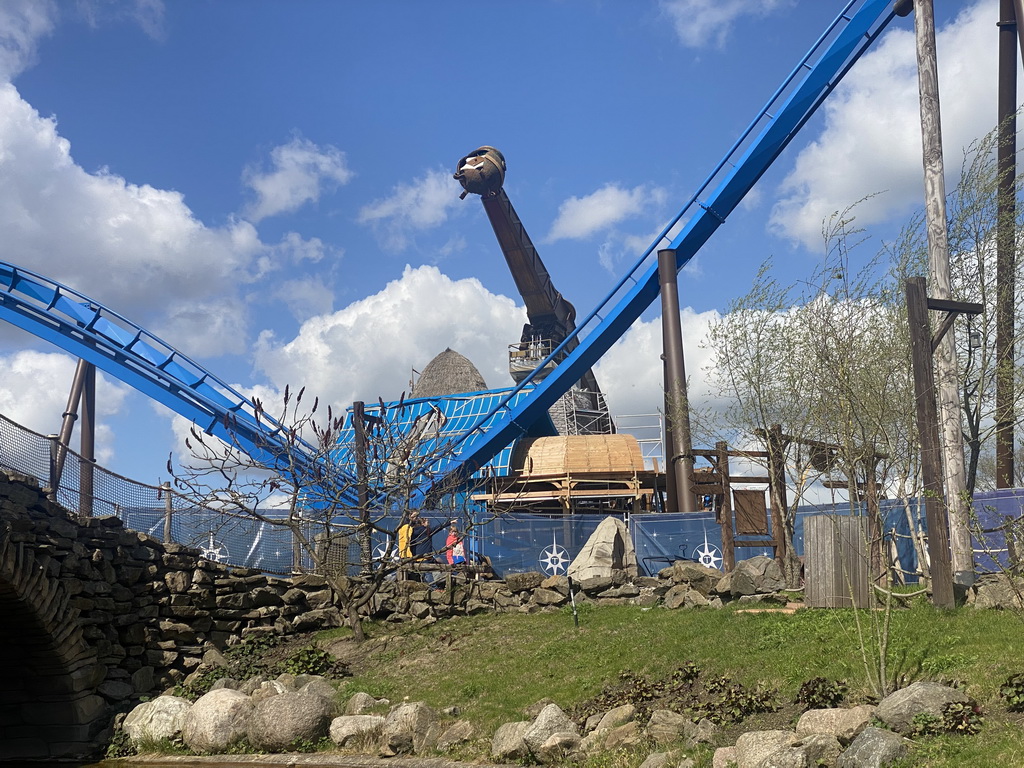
[0,83,301,357]
[357,168,463,251]
[548,183,665,242]
[253,265,525,409]
[274,277,335,322]
[660,0,789,50]
[770,0,996,249]
[0,0,56,81]
[595,307,720,420]
[243,136,353,222]
[0,349,128,464]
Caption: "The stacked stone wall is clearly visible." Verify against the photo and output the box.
[0,470,341,760]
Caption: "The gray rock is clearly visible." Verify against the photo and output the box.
[594,703,636,733]
[968,574,1024,609]
[122,695,191,745]
[604,719,644,749]
[669,561,725,595]
[796,704,875,744]
[380,700,438,754]
[298,678,339,712]
[714,555,786,597]
[329,714,385,747]
[506,571,544,592]
[535,730,581,764]
[734,729,796,767]
[876,681,970,734]
[639,751,677,768]
[345,691,386,715]
[647,708,690,745]
[492,720,531,761]
[437,719,475,750]
[759,732,842,767]
[524,702,579,756]
[713,746,738,768]
[181,688,254,753]
[837,726,910,768]
[248,691,333,752]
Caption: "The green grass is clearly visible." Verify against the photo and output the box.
[321,601,1024,766]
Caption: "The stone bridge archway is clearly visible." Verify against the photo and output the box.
[0,470,340,762]
[0,530,105,760]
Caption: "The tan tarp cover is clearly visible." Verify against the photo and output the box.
[568,516,639,580]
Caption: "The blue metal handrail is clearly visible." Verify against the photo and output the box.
[0,262,357,496]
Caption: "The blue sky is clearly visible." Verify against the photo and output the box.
[0,0,1001,484]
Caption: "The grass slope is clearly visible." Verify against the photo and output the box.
[317,600,1024,767]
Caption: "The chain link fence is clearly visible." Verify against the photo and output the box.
[0,411,296,574]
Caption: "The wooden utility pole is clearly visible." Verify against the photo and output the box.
[906,278,955,609]
[912,0,974,585]
[996,0,1018,488]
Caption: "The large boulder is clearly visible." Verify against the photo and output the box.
[734,729,797,767]
[875,681,970,734]
[758,733,842,767]
[181,688,255,753]
[714,556,786,597]
[796,704,875,744]
[379,700,439,755]
[122,695,192,745]
[568,516,638,580]
[247,691,333,752]
[837,726,910,767]
[967,574,1024,610]
[492,721,531,761]
[523,702,579,757]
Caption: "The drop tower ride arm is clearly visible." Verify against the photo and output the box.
[455,146,602,397]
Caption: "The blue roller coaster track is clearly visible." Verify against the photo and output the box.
[0,0,902,505]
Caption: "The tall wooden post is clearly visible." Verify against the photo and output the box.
[765,425,789,565]
[353,401,371,574]
[716,441,736,572]
[906,277,955,609]
[912,0,973,585]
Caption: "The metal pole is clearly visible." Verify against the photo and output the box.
[658,249,695,514]
[912,0,973,585]
[162,482,173,543]
[79,362,96,518]
[996,0,1018,488]
[906,277,955,609]
[53,359,90,492]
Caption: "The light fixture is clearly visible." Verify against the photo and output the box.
[969,327,982,350]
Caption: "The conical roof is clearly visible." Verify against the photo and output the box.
[412,348,488,398]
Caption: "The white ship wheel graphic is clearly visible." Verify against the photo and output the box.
[540,533,570,576]
[692,531,722,570]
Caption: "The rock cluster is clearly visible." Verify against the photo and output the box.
[368,556,791,626]
[121,678,970,767]
[123,677,479,758]
[707,681,972,768]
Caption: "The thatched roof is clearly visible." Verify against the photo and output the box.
[412,348,488,398]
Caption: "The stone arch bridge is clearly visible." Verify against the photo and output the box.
[0,469,340,762]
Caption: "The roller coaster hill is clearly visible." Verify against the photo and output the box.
[0,1,913,573]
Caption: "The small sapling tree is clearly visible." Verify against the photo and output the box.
[170,385,483,642]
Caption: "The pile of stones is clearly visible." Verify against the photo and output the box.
[120,677,973,768]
